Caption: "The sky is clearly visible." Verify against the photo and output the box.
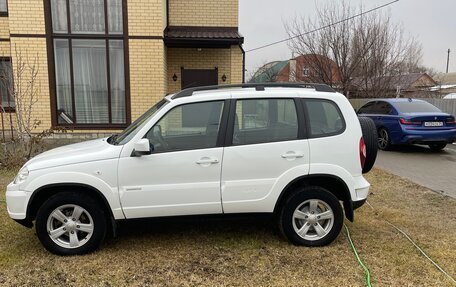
[239,0,456,77]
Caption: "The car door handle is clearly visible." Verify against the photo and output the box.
[196,158,219,165]
[281,152,304,159]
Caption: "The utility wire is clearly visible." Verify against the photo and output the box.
[366,201,456,284]
[245,0,400,53]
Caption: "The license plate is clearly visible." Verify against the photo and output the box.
[424,121,443,127]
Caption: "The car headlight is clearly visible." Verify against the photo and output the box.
[14,167,29,184]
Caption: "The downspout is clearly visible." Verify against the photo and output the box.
[166,0,169,28]
[240,45,245,83]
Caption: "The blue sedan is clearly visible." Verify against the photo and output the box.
[357,99,456,151]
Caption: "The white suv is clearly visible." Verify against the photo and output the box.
[6,83,371,255]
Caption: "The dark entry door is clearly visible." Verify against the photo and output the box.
[181,69,218,89]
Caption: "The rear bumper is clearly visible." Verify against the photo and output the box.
[353,175,370,202]
[399,128,456,145]
[353,198,367,210]
[344,175,370,222]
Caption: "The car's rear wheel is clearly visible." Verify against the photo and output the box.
[358,117,378,173]
[378,128,392,150]
[429,143,446,151]
[279,186,343,246]
[36,192,107,256]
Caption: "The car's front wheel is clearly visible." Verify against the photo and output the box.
[35,192,107,256]
[279,186,343,246]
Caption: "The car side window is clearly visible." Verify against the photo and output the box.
[145,101,224,153]
[304,99,345,137]
[358,102,376,114]
[232,98,298,145]
[376,102,392,115]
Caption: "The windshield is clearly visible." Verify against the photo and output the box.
[394,101,441,113]
[110,99,168,145]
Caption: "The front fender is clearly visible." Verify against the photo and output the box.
[24,165,124,220]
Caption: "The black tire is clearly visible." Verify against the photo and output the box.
[279,186,343,247]
[358,117,378,173]
[377,127,392,151]
[429,143,446,151]
[36,192,107,256]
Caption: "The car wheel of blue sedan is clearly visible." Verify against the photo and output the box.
[378,128,391,150]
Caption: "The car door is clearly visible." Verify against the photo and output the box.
[118,100,228,219]
[221,94,309,213]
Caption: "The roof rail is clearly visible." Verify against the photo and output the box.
[171,82,336,99]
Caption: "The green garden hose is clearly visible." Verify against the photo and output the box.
[344,224,373,287]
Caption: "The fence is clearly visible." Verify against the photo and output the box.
[349,99,456,116]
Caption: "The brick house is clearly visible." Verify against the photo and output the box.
[250,54,340,85]
[0,0,244,138]
[350,73,438,98]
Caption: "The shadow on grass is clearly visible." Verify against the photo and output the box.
[115,214,278,236]
[105,214,285,249]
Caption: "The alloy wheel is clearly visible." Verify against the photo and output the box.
[46,204,94,249]
[378,129,389,150]
[292,199,334,241]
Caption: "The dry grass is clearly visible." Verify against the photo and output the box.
[0,168,455,286]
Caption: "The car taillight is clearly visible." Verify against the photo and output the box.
[360,137,366,169]
[399,118,421,125]
[447,117,456,124]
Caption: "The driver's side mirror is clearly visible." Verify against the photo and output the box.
[132,138,152,157]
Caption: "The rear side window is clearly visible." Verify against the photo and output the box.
[304,99,345,137]
[376,101,394,115]
[233,98,298,145]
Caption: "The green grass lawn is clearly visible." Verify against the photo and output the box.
[0,168,455,286]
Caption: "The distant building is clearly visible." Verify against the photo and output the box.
[351,73,437,98]
[250,54,340,85]
[433,72,456,96]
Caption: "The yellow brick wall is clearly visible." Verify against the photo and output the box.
[167,46,243,93]
[230,45,244,84]
[0,42,10,57]
[9,38,52,130]
[128,0,166,37]
[129,39,167,120]
[8,0,45,35]
[169,0,238,27]
[0,17,9,39]
[167,47,230,93]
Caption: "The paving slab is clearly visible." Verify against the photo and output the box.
[374,144,456,199]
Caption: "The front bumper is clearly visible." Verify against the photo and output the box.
[6,182,31,221]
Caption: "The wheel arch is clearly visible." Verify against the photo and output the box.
[26,183,117,236]
[273,174,354,221]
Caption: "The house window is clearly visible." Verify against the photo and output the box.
[303,66,309,77]
[50,0,127,126]
[0,58,14,111]
[0,0,7,15]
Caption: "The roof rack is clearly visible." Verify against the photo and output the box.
[171,82,336,99]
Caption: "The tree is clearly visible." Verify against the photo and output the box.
[285,0,423,98]
[1,46,64,165]
[248,61,284,83]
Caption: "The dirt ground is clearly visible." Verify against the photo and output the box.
[0,168,455,286]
